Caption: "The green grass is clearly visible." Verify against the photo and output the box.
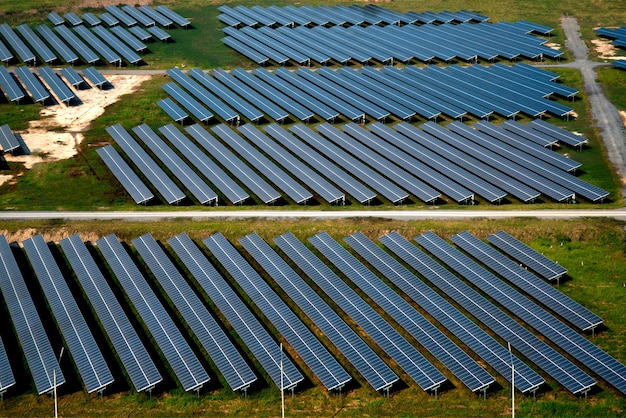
[0,218,625,416]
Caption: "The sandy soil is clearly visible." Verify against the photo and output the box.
[1,74,150,185]
[591,38,622,60]
[619,110,626,127]
[74,0,153,9]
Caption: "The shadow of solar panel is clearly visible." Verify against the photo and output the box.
[245,232,397,392]
[22,235,114,394]
[0,235,58,395]
[227,233,352,391]
[346,232,544,394]
[60,234,162,393]
[381,232,596,395]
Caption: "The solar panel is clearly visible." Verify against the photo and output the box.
[14,66,50,103]
[143,233,258,392]
[91,26,142,65]
[246,232,397,392]
[272,233,401,392]
[0,235,58,395]
[63,12,83,26]
[147,26,171,42]
[211,123,312,204]
[82,66,109,88]
[188,68,263,123]
[309,233,446,390]
[527,119,589,149]
[122,5,155,27]
[158,123,249,205]
[48,12,65,26]
[264,123,376,205]
[223,233,353,391]
[380,232,596,395]
[289,124,408,204]
[162,82,213,123]
[0,24,35,64]
[37,67,75,104]
[154,6,190,28]
[218,5,258,27]
[276,27,351,65]
[237,124,344,205]
[54,25,100,64]
[132,123,218,205]
[487,231,568,282]
[0,66,25,102]
[105,123,186,205]
[73,25,121,65]
[82,13,102,27]
[450,231,603,332]
[0,39,12,63]
[330,123,440,204]
[36,25,79,64]
[0,124,20,153]
[138,6,174,28]
[22,235,114,394]
[314,232,496,393]
[346,232,544,394]
[15,24,56,64]
[221,36,269,66]
[97,235,207,392]
[176,233,303,391]
[0,334,15,396]
[105,5,137,27]
[111,26,148,52]
[186,123,281,204]
[128,25,152,41]
[59,234,162,393]
[421,232,626,394]
[97,145,154,204]
[157,98,188,123]
[99,13,119,28]
[167,67,238,124]
[60,67,86,88]
[258,27,330,65]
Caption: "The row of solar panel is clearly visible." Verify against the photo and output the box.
[48,5,188,30]
[161,66,575,127]
[0,65,109,105]
[0,124,20,154]
[102,119,605,208]
[595,26,626,49]
[221,19,562,67]
[2,230,622,399]
[0,20,170,66]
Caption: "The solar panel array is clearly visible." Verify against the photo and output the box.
[97,234,210,393]
[22,235,114,394]
[97,145,153,205]
[0,235,63,395]
[14,66,49,103]
[595,26,626,50]
[0,124,20,153]
[217,233,352,391]
[59,234,163,393]
[0,334,15,396]
[313,232,494,393]
[0,23,35,64]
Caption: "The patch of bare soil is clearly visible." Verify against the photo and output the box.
[591,38,622,60]
[0,227,103,244]
[619,110,626,127]
[1,74,150,185]
[545,42,562,50]
[74,0,153,9]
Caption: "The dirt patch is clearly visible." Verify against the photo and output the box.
[619,110,626,127]
[545,42,562,50]
[74,0,153,9]
[1,74,150,185]
[591,38,622,60]
[0,227,103,244]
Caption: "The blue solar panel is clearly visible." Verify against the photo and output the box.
[99,13,119,28]
[73,25,121,65]
[0,24,35,64]
[15,24,56,64]
[0,39,12,63]
[289,124,408,204]
[82,66,109,88]
[14,66,49,103]
[346,232,544,394]
[162,82,213,123]
[105,5,137,27]
[82,13,102,27]
[158,123,249,205]
[186,123,281,204]
[147,26,171,42]
[499,120,559,148]
[211,124,312,204]
[422,232,626,393]
[155,6,190,28]
[97,145,154,205]
[106,123,186,204]
[122,5,155,27]
[128,234,211,392]
[36,25,79,64]
[451,231,603,332]
[54,25,100,64]
[128,25,151,41]
[60,67,86,88]
[59,234,162,393]
[0,235,61,395]
[487,231,568,282]
[0,66,25,102]
[380,232,596,395]
[221,36,269,66]
[237,124,343,205]
[138,6,173,28]
[218,5,258,27]
[132,123,218,205]
[183,233,302,391]
[48,12,65,26]
[22,235,114,394]
[157,234,259,392]
[314,232,493,393]
[0,124,20,153]
[157,98,188,123]
[91,26,142,65]
[245,232,399,392]
[276,27,350,65]
[0,334,15,395]
[239,26,309,65]
[63,12,83,26]
[223,233,352,392]
[258,27,330,65]
[37,66,75,104]
[527,119,589,149]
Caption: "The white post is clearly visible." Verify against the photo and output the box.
[508,342,515,418]
[280,343,285,418]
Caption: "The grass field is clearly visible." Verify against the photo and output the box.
[0,217,624,416]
